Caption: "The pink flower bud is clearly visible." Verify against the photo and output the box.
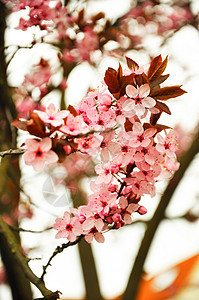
[108,184,117,193]
[112,213,122,222]
[137,206,147,215]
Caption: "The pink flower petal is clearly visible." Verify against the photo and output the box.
[84,233,93,243]
[123,214,132,224]
[95,219,104,231]
[144,128,157,138]
[126,85,138,98]
[94,232,105,243]
[63,211,71,223]
[44,150,58,164]
[46,103,56,115]
[40,137,52,152]
[122,99,134,111]
[142,97,156,108]
[139,84,150,98]
[119,196,128,209]
[32,159,45,172]
[25,139,39,151]
[134,103,145,116]
[82,218,94,231]
[23,150,36,163]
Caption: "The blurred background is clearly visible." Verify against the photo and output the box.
[1,0,199,299]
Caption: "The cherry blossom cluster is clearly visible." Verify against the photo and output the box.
[4,0,142,64]
[12,55,186,243]
[123,0,193,36]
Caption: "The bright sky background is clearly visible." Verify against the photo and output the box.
[1,1,199,299]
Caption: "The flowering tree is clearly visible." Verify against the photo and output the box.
[0,0,199,300]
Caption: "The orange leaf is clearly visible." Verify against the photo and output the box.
[150,86,186,100]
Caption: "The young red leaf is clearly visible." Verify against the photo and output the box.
[135,73,149,87]
[149,56,168,82]
[150,112,162,126]
[11,119,27,131]
[147,55,162,80]
[104,69,120,95]
[117,63,123,80]
[150,86,187,100]
[150,74,170,90]
[155,101,171,115]
[125,56,139,70]
[67,105,78,117]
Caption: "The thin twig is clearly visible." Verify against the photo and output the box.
[40,235,83,282]
[9,225,53,234]
[0,148,24,157]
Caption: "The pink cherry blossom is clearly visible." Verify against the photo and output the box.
[128,122,157,148]
[60,114,88,136]
[119,196,139,224]
[84,227,105,243]
[123,84,156,116]
[34,103,69,127]
[23,137,58,171]
[156,130,178,158]
[53,211,82,242]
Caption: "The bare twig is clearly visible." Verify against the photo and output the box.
[40,235,83,282]
[9,225,53,234]
[0,148,24,157]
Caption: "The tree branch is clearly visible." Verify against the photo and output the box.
[0,216,60,300]
[0,148,25,157]
[40,236,83,282]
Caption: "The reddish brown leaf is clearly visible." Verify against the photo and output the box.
[150,112,162,126]
[67,105,78,116]
[150,74,170,90]
[124,118,133,132]
[147,55,162,79]
[135,73,149,87]
[156,101,171,115]
[117,63,123,80]
[91,12,105,22]
[27,120,47,138]
[11,119,27,131]
[150,86,187,100]
[120,73,135,92]
[125,56,139,70]
[104,69,120,95]
[149,56,168,82]
[155,124,171,132]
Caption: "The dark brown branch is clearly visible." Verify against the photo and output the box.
[0,216,60,300]
[122,127,199,300]
[40,236,83,282]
